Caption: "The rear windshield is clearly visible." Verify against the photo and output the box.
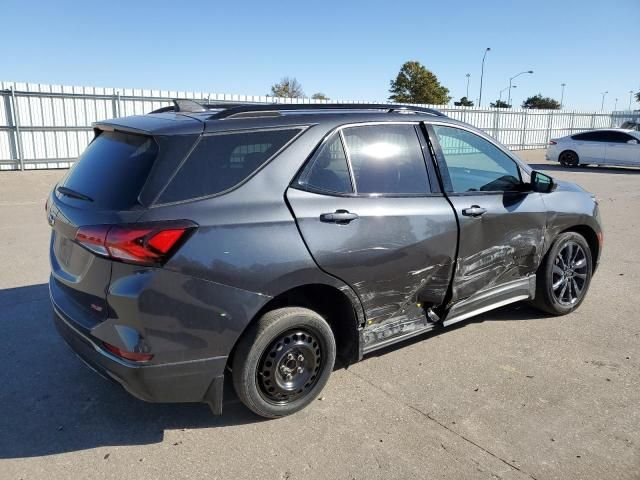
[60,131,158,210]
[157,128,302,204]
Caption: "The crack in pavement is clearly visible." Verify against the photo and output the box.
[346,368,539,480]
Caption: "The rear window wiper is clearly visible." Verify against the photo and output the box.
[56,186,94,202]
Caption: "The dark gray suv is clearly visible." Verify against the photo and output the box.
[48,102,603,418]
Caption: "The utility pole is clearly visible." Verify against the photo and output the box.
[560,83,566,109]
[478,48,490,108]
[465,73,471,99]
[601,91,608,112]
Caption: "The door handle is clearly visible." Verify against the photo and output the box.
[462,205,487,217]
[320,210,359,224]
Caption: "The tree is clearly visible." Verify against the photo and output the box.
[311,92,329,101]
[389,61,451,105]
[522,94,561,110]
[270,77,304,98]
[636,91,640,103]
[490,100,511,108]
[454,96,474,107]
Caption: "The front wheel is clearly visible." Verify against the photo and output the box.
[533,232,593,315]
[231,307,336,418]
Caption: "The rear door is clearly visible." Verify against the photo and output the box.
[571,131,607,163]
[602,131,640,165]
[286,123,458,348]
[426,123,547,303]
[48,130,158,327]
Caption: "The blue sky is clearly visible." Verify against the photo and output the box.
[2,0,639,110]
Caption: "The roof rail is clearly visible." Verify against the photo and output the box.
[149,101,255,114]
[207,103,446,119]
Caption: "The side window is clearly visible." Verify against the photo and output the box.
[432,125,522,193]
[572,132,594,141]
[158,128,301,203]
[604,131,633,143]
[297,134,353,194]
[342,124,430,195]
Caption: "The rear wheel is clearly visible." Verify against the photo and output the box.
[559,150,579,168]
[231,307,336,418]
[533,232,593,315]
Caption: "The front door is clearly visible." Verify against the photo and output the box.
[286,123,458,348]
[426,123,547,302]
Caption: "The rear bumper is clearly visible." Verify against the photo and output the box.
[52,301,226,414]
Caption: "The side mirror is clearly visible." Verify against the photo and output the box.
[627,139,638,145]
[531,170,555,193]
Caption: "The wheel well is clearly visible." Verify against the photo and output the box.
[231,284,360,368]
[561,225,600,271]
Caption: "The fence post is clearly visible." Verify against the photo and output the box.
[493,108,500,140]
[569,111,575,135]
[590,114,595,129]
[545,110,553,146]
[8,87,25,171]
[520,109,528,150]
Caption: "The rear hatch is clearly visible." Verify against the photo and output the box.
[48,130,159,328]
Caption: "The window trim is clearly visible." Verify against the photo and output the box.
[293,121,440,198]
[151,125,308,207]
[425,121,527,196]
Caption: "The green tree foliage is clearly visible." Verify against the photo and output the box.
[389,61,451,105]
[454,96,474,107]
[522,94,561,110]
[635,91,640,103]
[490,100,511,108]
[311,92,329,100]
[270,77,304,98]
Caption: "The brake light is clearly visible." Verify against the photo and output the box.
[549,140,557,145]
[75,221,196,266]
[103,342,153,362]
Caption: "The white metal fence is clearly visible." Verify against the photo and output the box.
[0,81,634,171]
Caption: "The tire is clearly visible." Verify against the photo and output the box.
[559,150,579,168]
[231,307,336,418]
[532,232,593,315]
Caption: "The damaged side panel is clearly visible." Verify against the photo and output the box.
[285,188,458,350]
[446,192,547,303]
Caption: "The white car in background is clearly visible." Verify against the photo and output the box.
[546,129,640,168]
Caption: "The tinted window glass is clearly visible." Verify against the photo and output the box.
[433,125,521,192]
[297,134,353,194]
[572,131,608,142]
[60,131,157,210]
[342,124,429,195]
[159,128,301,203]
[603,131,633,143]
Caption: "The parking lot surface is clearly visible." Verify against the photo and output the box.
[0,150,638,480]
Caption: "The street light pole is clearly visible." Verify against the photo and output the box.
[507,70,534,107]
[478,48,490,108]
[614,98,618,111]
[465,73,471,99]
[499,85,516,103]
[630,91,634,110]
[600,91,608,112]
[560,83,566,109]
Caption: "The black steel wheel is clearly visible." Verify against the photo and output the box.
[257,329,323,404]
[532,232,593,315]
[232,307,336,418]
[559,150,579,168]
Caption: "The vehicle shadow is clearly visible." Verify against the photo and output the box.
[528,162,640,175]
[0,284,263,460]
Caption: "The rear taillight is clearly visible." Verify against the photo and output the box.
[549,140,557,145]
[75,221,196,266]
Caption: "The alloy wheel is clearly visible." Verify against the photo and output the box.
[552,241,588,305]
